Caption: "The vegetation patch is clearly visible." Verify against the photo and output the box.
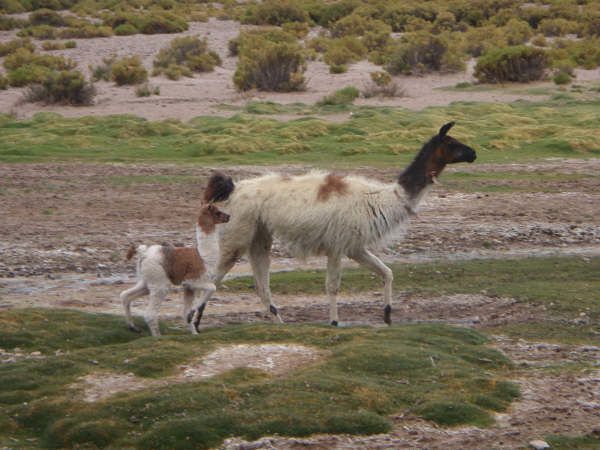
[153,36,221,80]
[475,46,549,83]
[233,28,306,92]
[24,70,96,105]
[0,309,516,448]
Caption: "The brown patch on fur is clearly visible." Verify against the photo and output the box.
[317,174,349,201]
[161,245,205,285]
[126,244,136,261]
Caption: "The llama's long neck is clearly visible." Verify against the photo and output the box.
[397,139,444,205]
[196,225,220,274]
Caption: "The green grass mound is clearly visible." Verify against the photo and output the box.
[0,309,518,449]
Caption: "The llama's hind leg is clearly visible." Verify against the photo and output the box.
[145,287,168,336]
[120,281,149,333]
[248,231,283,323]
[326,253,342,326]
[349,249,393,325]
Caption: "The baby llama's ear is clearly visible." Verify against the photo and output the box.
[438,121,455,138]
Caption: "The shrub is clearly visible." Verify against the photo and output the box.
[18,24,57,39]
[0,15,27,30]
[503,18,533,45]
[24,70,95,105]
[308,0,357,27]
[0,74,8,90]
[549,38,600,70]
[234,30,305,92]
[317,86,359,106]
[90,56,115,81]
[161,64,192,80]
[282,21,309,38]
[474,46,549,83]
[531,34,547,47]
[135,83,160,97]
[243,0,308,26]
[330,13,390,39]
[460,25,507,58]
[114,23,138,36]
[0,38,34,57]
[41,40,75,51]
[110,56,147,85]
[362,70,404,98]
[538,18,577,37]
[57,25,113,39]
[317,86,360,106]
[329,64,347,74]
[29,8,66,26]
[553,71,572,85]
[154,36,221,77]
[324,36,367,68]
[104,12,187,35]
[583,13,600,37]
[386,31,465,75]
[4,48,75,73]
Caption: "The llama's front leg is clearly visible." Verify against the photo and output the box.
[182,286,196,332]
[326,254,342,326]
[120,281,149,333]
[350,249,393,325]
[145,288,167,336]
[188,283,216,334]
[249,235,283,323]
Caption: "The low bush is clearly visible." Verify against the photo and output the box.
[503,18,533,45]
[110,55,147,85]
[317,86,359,106]
[18,24,57,39]
[114,23,138,36]
[29,8,66,26]
[550,38,600,70]
[553,71,572,85]
[0,15,27,31]
[234,30,305,92]
[531,34,548,47]
[0,74,8,90]
[324,36,367,68]
[474,46,549,83]
[153,36,221,77]
[460,26,507,58]
[242,0,308,26]
[538,18,577,37]
[308,0,357,28]
[103,12,187,35]
[90,56,115,81]
[57,25,113,39]
[361,70,404,98]
[159,64,192,80]
[4,48,75,87]
[0,38,34,57]
[41,40,76,51]
[135,83,160,97]
[282,21,310,38]
[24,69,95,105]
[386,31,465,75]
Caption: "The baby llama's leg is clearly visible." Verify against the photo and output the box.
[120,281,149,332]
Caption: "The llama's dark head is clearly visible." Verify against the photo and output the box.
[197,203,230,233]
[433,122,477,166]
[399,122,476,197]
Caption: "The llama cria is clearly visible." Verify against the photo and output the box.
[210,122,476,326]
[120,173,234,336]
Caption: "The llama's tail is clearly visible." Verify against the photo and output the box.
[204,172,234,203]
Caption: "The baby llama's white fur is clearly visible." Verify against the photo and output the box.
[120,174,234,336]
[212,123,476,325]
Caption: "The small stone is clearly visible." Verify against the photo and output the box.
[529,440,550,450]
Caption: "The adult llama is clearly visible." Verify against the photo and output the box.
[206,122,476,326]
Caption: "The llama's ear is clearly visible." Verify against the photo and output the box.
[439,122,455,138]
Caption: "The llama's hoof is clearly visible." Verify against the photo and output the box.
[128,324,142,333]
[383,305,392,325]
[330,320,338,327]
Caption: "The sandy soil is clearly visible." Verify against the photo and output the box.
[2,18,599,120]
